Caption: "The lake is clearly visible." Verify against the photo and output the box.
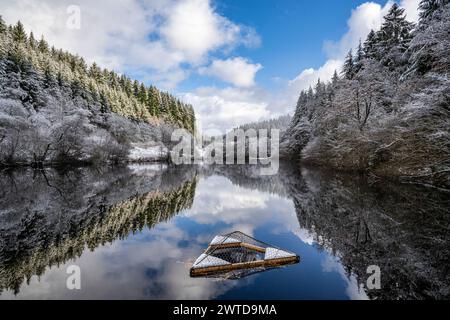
[0,163,448,299]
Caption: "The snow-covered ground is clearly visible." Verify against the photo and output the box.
[128,144,169,162]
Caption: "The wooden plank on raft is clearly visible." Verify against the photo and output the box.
[208,242,266,253]
[190,256,300,277]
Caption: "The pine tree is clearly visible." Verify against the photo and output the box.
[0,17,196,132]
[43,61,55,88]
[133,80,140,98]
[363,30,378,59]
[419,0,450,20]
[332,70,339,86]
[78,57,87,74]
[138,83,147,104]
[38,36,49,53]
[315,78,325,96]
[100,91,109,113]
[342,50,355,79]
[0,15,6,34]
[12,21,27,43]
[147,86,160,117]
[88,63,102,81]
[377,4,414,50]
[307,86,314,99]
[354,40,364,72]
[28,31,36,49]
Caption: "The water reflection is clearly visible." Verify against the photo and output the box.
[0,163,448,299]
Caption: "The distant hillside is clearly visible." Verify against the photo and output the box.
[0,17,196,167]
[234,114,292,136]
[281,1,450,189]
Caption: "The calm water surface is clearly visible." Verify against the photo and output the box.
[0,164,448,299]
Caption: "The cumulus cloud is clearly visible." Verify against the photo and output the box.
[324,1,393,59]
[161,0,236,63]
[182,86,271,132]
[198,57,262,87]
[288,59,343,96]
[400,0,421,23]
[0,0,259,89]
[288,0,421,105]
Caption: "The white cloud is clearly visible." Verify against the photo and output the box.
[181,86,271,132]
[160,0,236,63]
[199,57,262,87]
[0,0,259,89]
[288,59,343,95]
[400,0,421,23]
[324,1,393,59]
[288,0,421,105]
[0,0,422,128]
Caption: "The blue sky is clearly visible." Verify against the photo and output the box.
[182,0,370,91]
[0,0,421,131]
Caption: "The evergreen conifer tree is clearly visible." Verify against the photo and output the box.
[12,21,27,43]
[332,70,339,86]
[363,30,378,59]
[377,4,414,51]
[354,40,364,72]
[342,50,355,79]
[0,16,7,34]
[28,31,36,49]
[38,36,49,53]
[419,0,450,20]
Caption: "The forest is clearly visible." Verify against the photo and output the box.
[280,0,449,189]
[0,17,196,167]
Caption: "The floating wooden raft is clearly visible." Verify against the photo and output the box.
[190,231,300,277]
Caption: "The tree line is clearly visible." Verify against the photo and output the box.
[282,0,450,188]
[0,17,196,134]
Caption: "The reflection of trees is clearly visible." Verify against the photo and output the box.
[206,163,450,299]
[200,165,289,197]
[1,163,448,299]
[0,166,197,294]
[287,167,449,299]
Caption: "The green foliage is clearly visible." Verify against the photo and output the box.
[12,21,27,43]
[0,19,196,134]
[0,16,7,34]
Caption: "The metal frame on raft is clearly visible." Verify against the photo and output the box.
[190,231,300,278]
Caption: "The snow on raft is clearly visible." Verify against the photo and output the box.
[190,231,300,278]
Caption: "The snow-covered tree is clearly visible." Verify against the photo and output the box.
[342,50,355,79]
[332,70,339,86]
[0,16,6,34]
[419,0,450,20]
[363,30,378,59]
[12,21,27,43]
[0,17,198,167]
[281,0,450,188]
[404,1,450,77]
[376,4,414,51]
[354,40,364,72]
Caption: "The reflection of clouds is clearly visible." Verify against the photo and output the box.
[3,174,301,300]
[321,255,368,300]
[188,175,309,249]
[2,224,237,300]
[188,176,269,218]
[1,169,367,300]
[292,227,315,246]
[186,176,297,237]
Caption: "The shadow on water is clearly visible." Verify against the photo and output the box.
[0,163,448,299]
